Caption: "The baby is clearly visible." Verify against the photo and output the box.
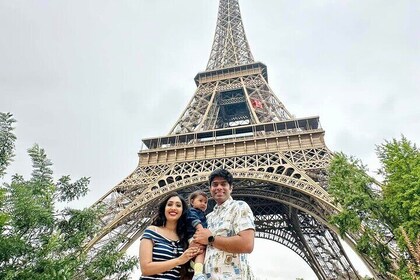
[186,190,208,280]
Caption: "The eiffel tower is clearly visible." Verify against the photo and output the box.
[85,1,384,279]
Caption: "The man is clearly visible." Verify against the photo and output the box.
[194,168,256,279]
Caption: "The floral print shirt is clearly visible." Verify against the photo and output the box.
[204,197,256,279]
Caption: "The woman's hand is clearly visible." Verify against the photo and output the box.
[189,240,206,252]
[178,247,201,264]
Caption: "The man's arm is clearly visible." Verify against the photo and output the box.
[194,227,254,253]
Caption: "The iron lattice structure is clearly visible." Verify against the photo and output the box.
[85,1,386,279]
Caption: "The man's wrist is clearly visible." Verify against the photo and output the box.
[208,235,215,245]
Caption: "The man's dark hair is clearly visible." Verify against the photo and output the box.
[208,168,233,185]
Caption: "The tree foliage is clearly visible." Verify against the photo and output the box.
[328,136,420,279]
[0,113,137,279]
[0,112,16,178]
[378,137,420,242]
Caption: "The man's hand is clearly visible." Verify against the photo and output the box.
[193,227,212,245]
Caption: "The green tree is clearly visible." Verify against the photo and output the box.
[378,137,420,241]
[0,112,137,280]
[328,136,420,279]
[0,112,16,177]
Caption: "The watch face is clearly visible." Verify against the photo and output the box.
[208,235,215,243]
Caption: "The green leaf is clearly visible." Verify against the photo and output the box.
[0,112,16,178]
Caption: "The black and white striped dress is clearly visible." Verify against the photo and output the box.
[140,228,184,280]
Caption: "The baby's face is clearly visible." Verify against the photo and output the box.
[192,194,208,212]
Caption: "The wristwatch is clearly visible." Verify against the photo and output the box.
[208,235,215,245]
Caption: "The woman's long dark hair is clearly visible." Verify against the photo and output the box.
[151,192,192,280]
[152,192,188,242]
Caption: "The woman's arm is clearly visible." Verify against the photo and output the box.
[139,238,199,276]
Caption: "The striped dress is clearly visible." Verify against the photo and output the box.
[140,228,184,280]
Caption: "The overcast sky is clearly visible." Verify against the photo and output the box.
[1,0,419,279]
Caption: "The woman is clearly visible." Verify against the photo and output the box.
[139,192,200,280]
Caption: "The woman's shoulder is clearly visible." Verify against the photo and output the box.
[141,226,161,240]
[145,225,158,231]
